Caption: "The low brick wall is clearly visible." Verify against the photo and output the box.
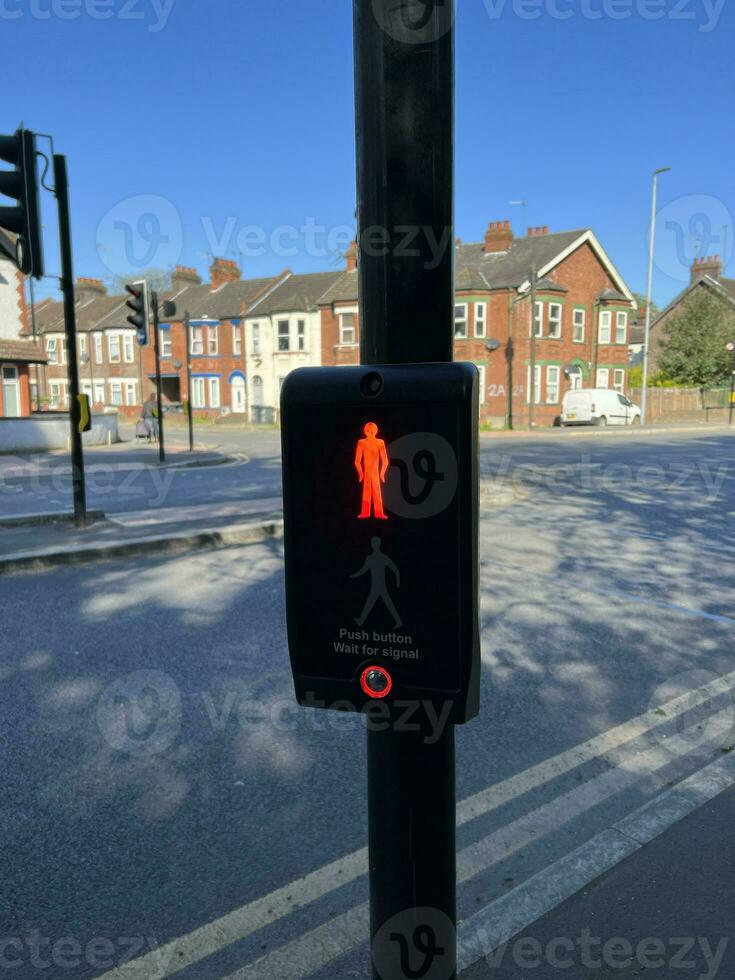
[0,412,119,453]
[629,387,730,424]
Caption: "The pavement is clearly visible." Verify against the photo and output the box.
[1,425,735,979]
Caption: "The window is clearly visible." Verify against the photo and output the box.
[209,377,221,408]
[160,329,172,358]
[532,301,543,337]
[192,377,206,408]
[454,304,468,339]
[548,303,562,339]
[207,324,218,355]
[58,338,67,364]
[125,382,137,405]
[527,364,541,404]
[477,364,486,404]
[251,375,264,405]
[598,311,612,344]
[124,334,135,362]
[94,333,103,364]
[191,326,204,355]
[596,368,610,388]
[79,334,87,355]
[615,312,628,344]
[474,303,487,338]
[614,368,625,393]
[297,319,306,351]
[49,381,64,407]
[110,382,123,406]
[570,372,583,391]
[546,365,560,403]
[278,320,291,352]
[233,323,242,356]
[251,324,260,354]
[108,334,121,363]
[93,381,105,404]
[339,312,356,345]
[81,381,93,399]
[46,338,58,364]
[573,309,585,343]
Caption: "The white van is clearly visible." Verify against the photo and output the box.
[561,388,641,427]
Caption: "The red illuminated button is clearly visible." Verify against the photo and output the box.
[360,665,393,699]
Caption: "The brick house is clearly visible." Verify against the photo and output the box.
[646,256,735,372]
[318,222,635,426]
[0,241,47,417]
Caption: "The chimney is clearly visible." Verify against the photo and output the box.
[690,255,722,284]
[541,226,549,236]
[484,219,513,254]
[527,226,549,237]
[76,277,107,302]
[172,265,202,288]
[345,240,358,272]
[210,257,241,289]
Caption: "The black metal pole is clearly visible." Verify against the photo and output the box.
[185,311,194,453]
[53,154,87,527]
[151,291,166,463]
[353,2,457,977]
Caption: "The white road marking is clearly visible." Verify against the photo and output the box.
[93,672,735,980]
[224,712,732,979]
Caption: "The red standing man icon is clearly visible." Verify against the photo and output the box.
[355,422,389,519]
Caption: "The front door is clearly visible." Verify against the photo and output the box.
[1,365,20,418]
[232,377,246,413]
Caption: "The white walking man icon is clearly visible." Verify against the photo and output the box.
[350,536,403,629]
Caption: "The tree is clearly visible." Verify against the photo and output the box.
[633,293,659,321]
[657,291,735,387]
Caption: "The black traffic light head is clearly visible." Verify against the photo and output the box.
[0,128,45,279]
[281,363,480,726]
[125,280,150,345]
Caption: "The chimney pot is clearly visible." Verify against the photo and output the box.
[690,254,722,284]
[345,240,358,272]
[210,257,241,289]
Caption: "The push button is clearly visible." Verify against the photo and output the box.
[360,665,393,699]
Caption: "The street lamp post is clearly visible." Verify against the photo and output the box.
[641,166,671,426]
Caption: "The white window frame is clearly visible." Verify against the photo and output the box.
[477,364,486,404]
[598,311,612,345]
[474,303,487,339]
[191,326,204,356]
[123,334,135,363]
[59,337,67,365]
[46,338,58,364]
[160,328,172,358]
[110,382,123,407]
[125,382,137,406]
[596,368,610,388]
[614,369,626,393]
[207,324,218,356]
[532,301,543,338]
[615,311,628,345]
[208,377,221,408]
[546,365,560,404]
[454,304,468,339]
[49,381,65,407]
[232,323,242,356]
[191,377,206,408]
[93,381,105,404]
[573,308,586,343]
[297,319,306,352]
[93,333,103,365]
[251,323,260,355]
[527,364,542,404]
[548,303,562,339]
[570,372,583,391]
[339,312,356,346]
[108,334,121,364]
[79,334,87,355]
[277,319,291,352]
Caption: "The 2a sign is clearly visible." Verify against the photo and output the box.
[281,363,480,724]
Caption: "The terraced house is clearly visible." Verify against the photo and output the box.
[25,220,634,427]
[0,239,46,418]
[318,221,635,427]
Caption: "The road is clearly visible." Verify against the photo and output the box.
[1,427,734,978]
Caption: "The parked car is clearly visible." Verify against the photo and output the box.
[561,388,641,427]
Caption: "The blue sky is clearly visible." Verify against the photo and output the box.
[3,0,733,307]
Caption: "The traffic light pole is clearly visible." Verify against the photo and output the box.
[151,292,166,463]
[185,311,194,453]
[53,154,87,527]
[353,2,457,977]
